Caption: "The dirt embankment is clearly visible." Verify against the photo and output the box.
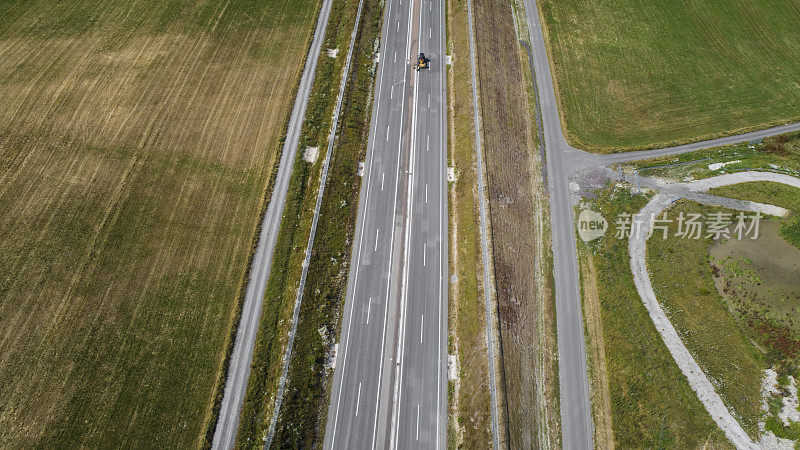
[473,0,544,445]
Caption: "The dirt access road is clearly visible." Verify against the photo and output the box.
[628,171,800,449]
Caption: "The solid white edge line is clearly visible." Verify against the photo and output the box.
[437,0,446,445]
[356,382,362,416]
[416,404,421,441]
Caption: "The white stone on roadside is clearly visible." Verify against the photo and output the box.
[708,160,740,171]
[448,355,457,380]
[303,146,319,164]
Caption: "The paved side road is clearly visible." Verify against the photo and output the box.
[521,1,594,447]
[211,0,334,447]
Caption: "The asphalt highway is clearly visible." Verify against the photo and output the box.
[323,0,447,448]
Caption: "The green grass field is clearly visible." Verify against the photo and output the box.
[580,187,728,447]
[539,0,800,152]
[0,0,320,446]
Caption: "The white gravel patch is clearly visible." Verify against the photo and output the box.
[303,146,319,164]
[758,370,797,449]
[709,160,741,171]
[763,368,781,401]
[781,377,800,424]
[756,430,795,449]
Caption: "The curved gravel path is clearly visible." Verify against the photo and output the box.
[629,171,800,450]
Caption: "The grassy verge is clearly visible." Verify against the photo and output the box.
[538,0,800,152]
[444,0,493,447]
[268,0,384,446]
[632,132,800,180]
[233,0,359,445]
[579,256,613,447]
[579,186,728,447]
[0,0,320,446]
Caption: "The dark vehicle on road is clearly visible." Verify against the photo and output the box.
[416,52,429,70]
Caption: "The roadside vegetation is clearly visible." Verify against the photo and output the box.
[538,0,800,152]
[583,148,800,446]
[0,0,320,446]
[647,201,766,437]
[234,0,384,446]
[579,186,728,447]
[444,0,494,447]
[271,0,383,444]
[633,132,800,181]
[234,0,358,445]
[472,0,557,446]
